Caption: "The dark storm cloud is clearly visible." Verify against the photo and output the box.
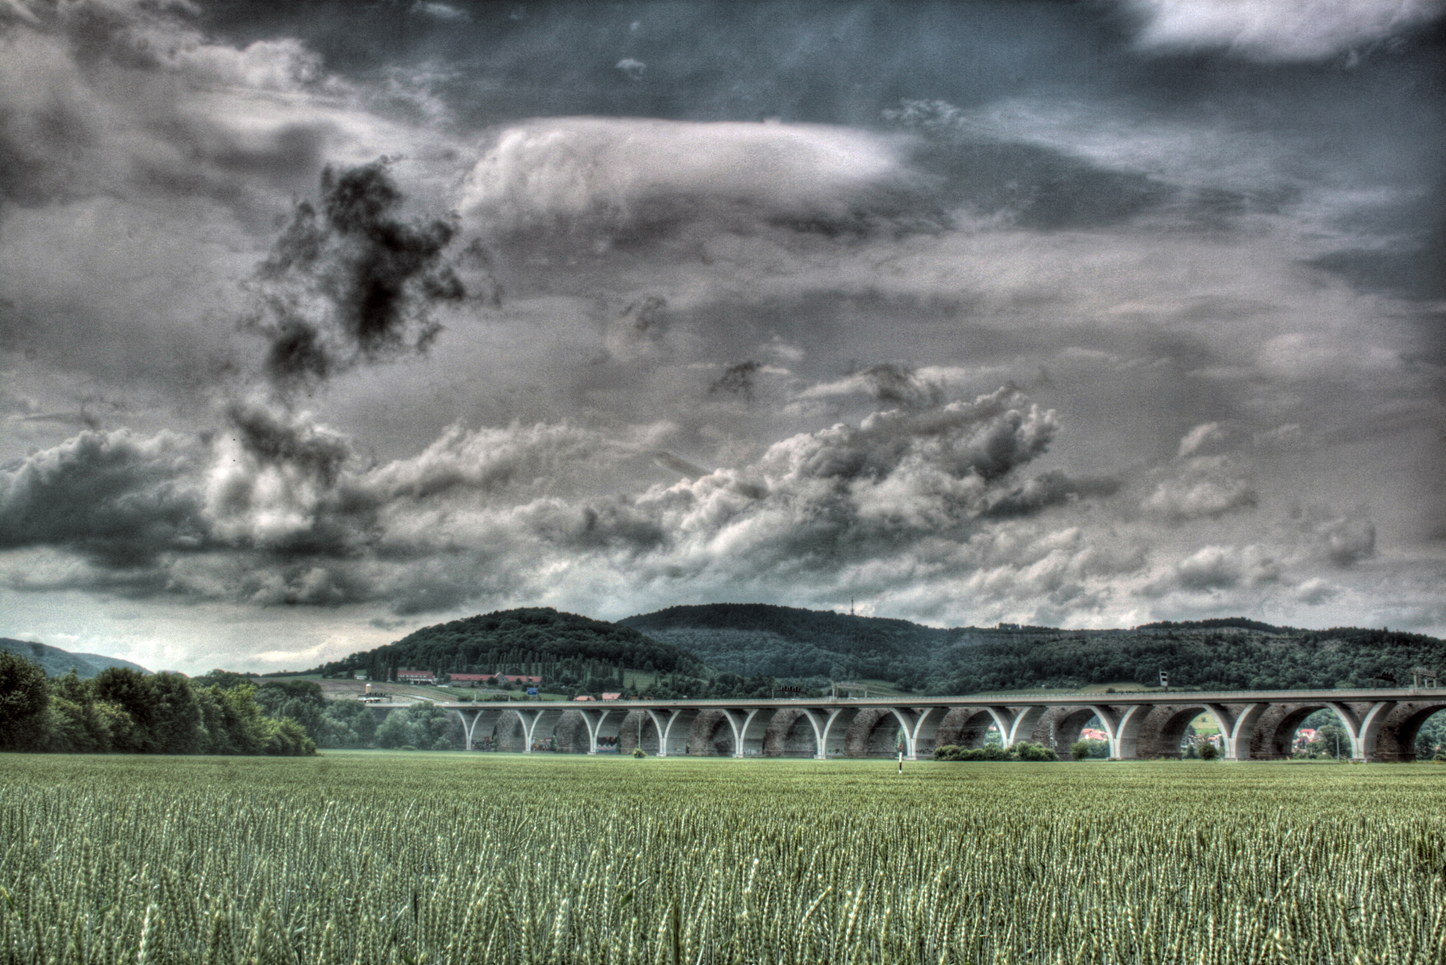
[0,0,334,212]
[0,429,206,566]
[224,401,351,487]
[246,161,483,388]
[709,361,762,401]
[981,471,1122,520]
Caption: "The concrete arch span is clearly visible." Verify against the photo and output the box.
[1372,701,1446,761]
[1121,704,1234,760]
[764,708,824,758]
[937,707,1010,750]
[847,707,909,758]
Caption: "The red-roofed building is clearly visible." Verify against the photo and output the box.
[396,669,436,684]
[448,673,491,687]
[601,692,622,700]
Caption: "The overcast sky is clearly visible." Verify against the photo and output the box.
[1,0,1443,673]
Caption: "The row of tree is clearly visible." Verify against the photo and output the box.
[0,653,315,755]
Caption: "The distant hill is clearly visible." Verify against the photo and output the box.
[0,638,151,678]
[620,605,1446,693]
[313,607,708,682]
[620,604,954,684]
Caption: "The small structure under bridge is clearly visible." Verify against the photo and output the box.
[364,685,1445,762]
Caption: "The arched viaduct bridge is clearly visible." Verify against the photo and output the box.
[367,686,1445,762]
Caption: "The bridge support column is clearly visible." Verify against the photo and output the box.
[1225,703,1268,760]
[1004,706,1038,747]
[902,706,951,760]
[1112,704,1153,760]
[818,707,860,759]
[578,708,628,754]
[453,707,505,751]
[654,708,699,757]
[720,708,768,758]
[1334,700,1396,762]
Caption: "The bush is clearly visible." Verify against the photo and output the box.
[1015,742,1059,762]
[1071,740,1092,761]
[1199,742,1220,761]
[632,747,646,758]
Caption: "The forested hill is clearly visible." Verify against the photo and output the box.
[619,604,954,683]
[620,605,1446,694]
[313,608,707,680]
[0,638,151,678]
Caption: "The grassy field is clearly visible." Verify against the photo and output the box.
[2,754,1444,964]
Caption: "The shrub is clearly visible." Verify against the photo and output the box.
[1015,742,1059,762]
[1199,743,1220,761]
[632,747,646,758]
[1071,740,1092,761]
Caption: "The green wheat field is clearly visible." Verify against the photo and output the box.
[2,753,1444,964]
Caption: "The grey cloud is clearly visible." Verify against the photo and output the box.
[246,161,479,389]
[709,361,763,402]
[1141,456,1258,522]
[1145,544,1282,597]
[1175,546,1241,591]
[887,100,1174,231]
[1304,513,1377,567]
[0,0,335,211]
[982,471,1122,519]
[758,387,1056,487]
[1122,0,1444,61]
[652,451,710,479]
[224,401,351,488]
[458,117,939,247]
[799,364,945,410]
[0,428,206,566]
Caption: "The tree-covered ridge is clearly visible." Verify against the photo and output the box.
[314,607,706,681]
[937,626,1446,694]
[620,604,1446,694]
[620,603,954,685]
[1134,618,1295,634]
[0,638,151,678]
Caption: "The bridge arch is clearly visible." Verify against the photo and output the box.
[849,708,907,758]
[1049,706,1109,758]
[692,710,735,756]
[766,708,824,758]
[1123,704,1232,759]
[610,708,662,752]
[1370,700,1446,761]
[1254,704,1353,760]
[939,708,1010,750]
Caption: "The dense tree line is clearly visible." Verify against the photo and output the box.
[0,653,315,755]
[936,627,1446,693]
[617,604,1446,695]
